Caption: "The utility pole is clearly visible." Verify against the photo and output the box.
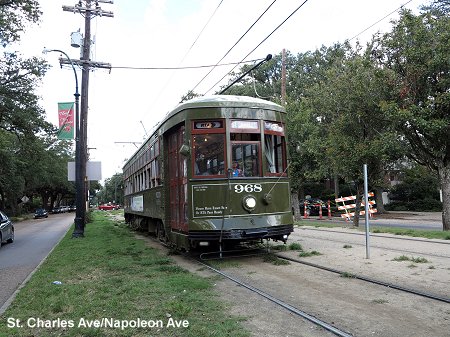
[281,48,286,106]
[62,0,113,237]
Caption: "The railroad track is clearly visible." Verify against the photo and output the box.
[275,253,450,304]
[195,258,354,337]
[296,233,450,259]
[298,226,450,245]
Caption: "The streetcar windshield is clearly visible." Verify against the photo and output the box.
[193,134,225,176]
[231,143,260,177]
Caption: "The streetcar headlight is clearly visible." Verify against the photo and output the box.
[242,196,257,212]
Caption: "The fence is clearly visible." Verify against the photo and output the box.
[335,192,377,221]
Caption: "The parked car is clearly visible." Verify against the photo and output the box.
[299,198,329,216]
[98,204,119,211]
[0,210,14,247]
[51,207,61,214]
[34,208,48,219]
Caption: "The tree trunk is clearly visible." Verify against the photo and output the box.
[374,186,386,214]
[334,174,340,200]
[352,184,363,227]
[291,191,301,221]
[298,184,305,200]
[438,164,450,231]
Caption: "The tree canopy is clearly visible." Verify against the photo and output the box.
[0,0,76,214]
[216,4,449,229]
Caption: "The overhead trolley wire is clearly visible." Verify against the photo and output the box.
[179,0,225,65]
[347,0,413,42]
[109,58,264,70]
[148,0,225,113]
[189,0,278,94]
[204,0,310,95]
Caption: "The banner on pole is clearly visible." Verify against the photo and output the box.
[57,102,75,139]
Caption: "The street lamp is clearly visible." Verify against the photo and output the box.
[43,48,85,238]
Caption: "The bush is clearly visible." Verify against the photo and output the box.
[385,198,442,212]
[386,165,441,211]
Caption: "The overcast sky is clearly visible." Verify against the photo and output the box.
[10,0,424,182]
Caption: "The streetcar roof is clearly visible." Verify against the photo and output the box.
[123,95,285,168]
[171,95,285,115]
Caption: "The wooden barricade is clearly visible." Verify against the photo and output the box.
[335,192,377,221]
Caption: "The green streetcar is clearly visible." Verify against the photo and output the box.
[123,95,294,251]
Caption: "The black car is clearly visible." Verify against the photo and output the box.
[0,210,14,247]
[34,208,49,219]
[299,198,329,216]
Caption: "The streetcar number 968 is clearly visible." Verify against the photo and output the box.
[234,184,262,193]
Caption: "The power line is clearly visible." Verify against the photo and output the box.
[147,0,225,120]
[189,0,278,93]
[204,0,310,95]
[109,58,263,70]
[181,0,225,63]
[347,0,413,42]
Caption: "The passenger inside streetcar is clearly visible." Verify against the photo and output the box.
[232,161,243,177]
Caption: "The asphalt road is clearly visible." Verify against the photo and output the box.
[0,213,74,314]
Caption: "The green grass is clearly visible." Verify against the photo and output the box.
[298,250,322,257]
[208,259,242,269]
[392,255,429,263]
[263,254,290,265]
[371,227,450,240]
[270,242,303,251]
[371,299,389,304]
[392,255,411,262]
[288,242,303,251]
[343,244,353,249]
[296,221,343,229]
[0,212,249,337]
[340,272,356,278]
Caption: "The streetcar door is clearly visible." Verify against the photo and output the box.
[167,125,188,233]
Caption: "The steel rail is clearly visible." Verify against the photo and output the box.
[276,254,450,304]
[196,259,354,337]
[297,234,450,259]
[298,227,450,245]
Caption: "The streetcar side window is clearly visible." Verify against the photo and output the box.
[192,120,225,178]
[264,122,287,175]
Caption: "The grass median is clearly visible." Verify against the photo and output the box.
[0,212,249,337]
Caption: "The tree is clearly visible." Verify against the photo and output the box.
[0,1,77,214]
[0,52,50,135]
[377,8,450,230]
[0,0,41,46]
[300,43,404,225]
[179,90,200,103]
[96,173,124,205]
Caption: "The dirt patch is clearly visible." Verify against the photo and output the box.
[126,212,450,337]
